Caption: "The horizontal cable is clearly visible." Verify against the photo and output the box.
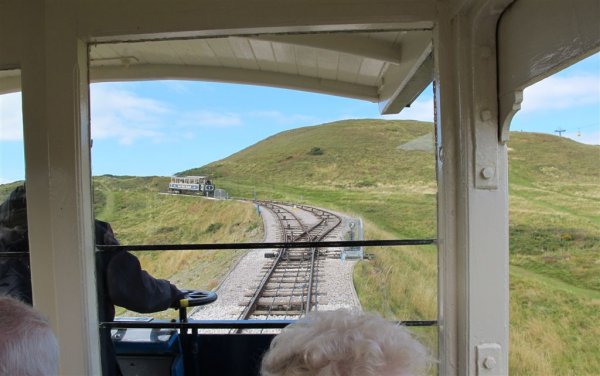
[100,319,437,329]
[96,239,436,252]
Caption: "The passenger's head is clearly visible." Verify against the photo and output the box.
[0,295,59,375]
[261,309,431,376]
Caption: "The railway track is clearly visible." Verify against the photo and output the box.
[238,201,342,321]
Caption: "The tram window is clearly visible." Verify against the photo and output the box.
[0,71,32,305]
[89,33,437,351]
[507,53,599,374]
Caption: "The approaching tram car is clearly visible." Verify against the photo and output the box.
[168,176,215,197]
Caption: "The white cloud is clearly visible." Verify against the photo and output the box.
[90,86,250,144]
[0,92,23,141]
[381,99,434,122]
[521,75,600,112]
[91,85,171,145]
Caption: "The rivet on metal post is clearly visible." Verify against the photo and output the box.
[481,167,495,179]
[476,343,503,374]
[483,357,497,369]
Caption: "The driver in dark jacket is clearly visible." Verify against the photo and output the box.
[0,185,186,375]
[0,185,184,319]
[94,219,184,320]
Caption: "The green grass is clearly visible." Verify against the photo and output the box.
[509,268,600,375]
[0,180,25,200]
[181,121,599,374]
[92,175,263,319]
[183,119,437,190]
[353,223,437,321]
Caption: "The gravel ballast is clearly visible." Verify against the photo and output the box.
[191,202,361,322]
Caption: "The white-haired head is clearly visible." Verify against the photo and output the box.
[261,309,432,376]
[0,296,59,376]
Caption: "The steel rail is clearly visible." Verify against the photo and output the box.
[294,204,341,242]
[291,204,341,315]
[280,252,307,318]
[264,202,303,319]
[263,201,316,242]
[237,245,285,321]
[260,201,308,234]
[239,202,313,321]
[304,247,317,315]
[301,207,341,314]
[242,202,339,320]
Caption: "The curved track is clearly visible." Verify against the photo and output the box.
[239,201,342,320]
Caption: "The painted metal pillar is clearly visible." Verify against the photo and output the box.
[21,3,100,374]
[434,1,512,374]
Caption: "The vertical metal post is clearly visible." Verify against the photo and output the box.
[434,1,512,374]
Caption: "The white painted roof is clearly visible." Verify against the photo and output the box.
[2,30,433,115]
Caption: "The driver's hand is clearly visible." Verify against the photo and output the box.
[170,290,189,309]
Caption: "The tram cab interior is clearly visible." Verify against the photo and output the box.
[0,0,598,374]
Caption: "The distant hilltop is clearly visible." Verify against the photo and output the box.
[178,119,599,190]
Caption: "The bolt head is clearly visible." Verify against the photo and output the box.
[481,167,495,179]
[483,356,497,369]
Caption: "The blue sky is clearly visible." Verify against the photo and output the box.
[0,53,598,183]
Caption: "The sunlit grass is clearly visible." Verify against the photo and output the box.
[94,176,263,320]
[353,222,436,321]
[509,269,600,375]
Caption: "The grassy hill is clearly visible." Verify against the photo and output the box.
[183,120,599,374]
[504,134,599,373]
[184,119,436,189]
[184,120,438,240]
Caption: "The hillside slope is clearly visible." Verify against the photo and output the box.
[184,120,598,205]
[182,119,599,374]
[183,119,436,189]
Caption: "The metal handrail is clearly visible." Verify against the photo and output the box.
[100,319,438,330]
[96,239,436,252]
[0,252,29,258]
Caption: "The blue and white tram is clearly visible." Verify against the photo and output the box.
[168,176,215,196]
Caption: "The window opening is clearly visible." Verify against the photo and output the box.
[0,70,32,305]
[89,32,438,374]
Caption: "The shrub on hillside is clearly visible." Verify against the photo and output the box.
[308,147,324,155]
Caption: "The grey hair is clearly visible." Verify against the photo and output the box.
[261,309,432,376]
[0,296,59,376]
